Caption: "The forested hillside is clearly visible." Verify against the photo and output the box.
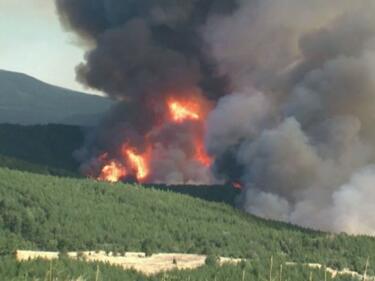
[1,124,374,280]
[0,124,83,175]
[1,168,375,276]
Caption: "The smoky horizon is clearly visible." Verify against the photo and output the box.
[55,0,375,236]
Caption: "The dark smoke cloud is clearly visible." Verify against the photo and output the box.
[56,0,235,184]
[58,0,375,234]
[56,0,236,101]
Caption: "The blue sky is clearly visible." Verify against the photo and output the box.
[0,0,96,94]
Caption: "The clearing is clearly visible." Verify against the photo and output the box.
[16,250,243,275]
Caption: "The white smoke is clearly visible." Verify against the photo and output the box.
[204,0,375,235]
[149,143,215,185]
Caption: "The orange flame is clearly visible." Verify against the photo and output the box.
[98,160,127,183]
[232,181,243,190]
[195,140,213,167]
[168,99,201,123]
[95,93,214,184]
[124,147,149,181]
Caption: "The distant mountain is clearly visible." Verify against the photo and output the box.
[0,70,113,125]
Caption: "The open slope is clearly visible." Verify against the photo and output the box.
[0,70,112,126]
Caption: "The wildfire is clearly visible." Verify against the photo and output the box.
[124,147,149,181]
[232,181,243,190]
[95,94,214,184]
[195,140,213,167]
[168,99,200,123]
[98,160,127,183]
[167,97,213,167]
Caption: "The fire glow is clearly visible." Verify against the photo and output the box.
[195,141,213,167]
[232,181,243,190]
[168,99,201,123]
[98,160,127,183]
[96,94,213,184]
[124,147,149,180]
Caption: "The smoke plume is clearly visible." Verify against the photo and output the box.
[56,0,236,184]
[57,0,375,235]
[204,0,375,235]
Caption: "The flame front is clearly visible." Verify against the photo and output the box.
[168,99,201,122]
[195,140,213,167]
[167,98,212,167]
[95,93,213,184]
[232,181,243,190]
[124,147,149,181]
[98,160,127,183]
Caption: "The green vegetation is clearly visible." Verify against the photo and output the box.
[0,123,374,280]
[0,124,82,176]
[1,167,375,277]
[0,154,77,177]
[0,255,363,281]
[144,184,239,206]
[205,254,220,266]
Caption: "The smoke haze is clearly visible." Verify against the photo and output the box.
[204,0,375,235]
[57,0,375,235]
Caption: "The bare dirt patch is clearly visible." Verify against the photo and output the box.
[16,250,243,275]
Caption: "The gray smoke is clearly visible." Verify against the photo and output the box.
[205,0,375,235]
[58,0,375,234]
[56,0,235,100]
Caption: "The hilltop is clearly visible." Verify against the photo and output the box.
[0,70,112,126]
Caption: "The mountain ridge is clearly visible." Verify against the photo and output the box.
[0,69,112,126]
